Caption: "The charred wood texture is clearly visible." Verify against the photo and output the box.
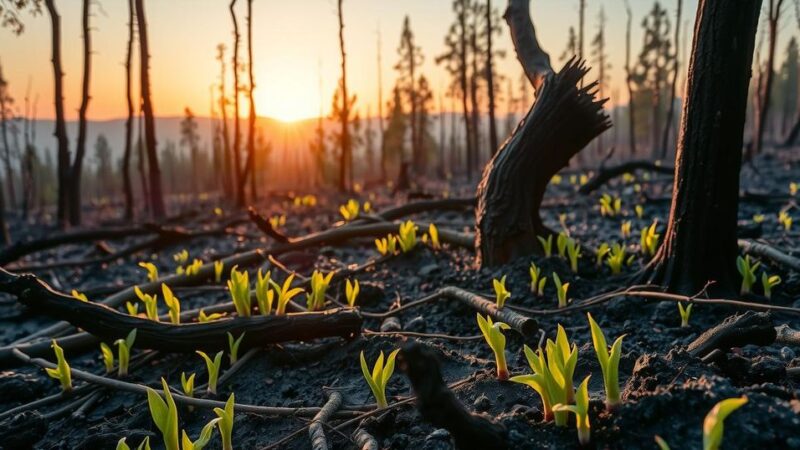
[438,286,538,338]
[475,59,610,266]
[644,0,761,296]
[687,311,776,358]
[398,342,507,450]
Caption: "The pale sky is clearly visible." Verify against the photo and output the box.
[1,0,790,123]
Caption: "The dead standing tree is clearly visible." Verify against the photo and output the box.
[475,0,610,267]
[643,0,762,296]
[122,0,135,221]
[337,0,352,192]
[67,0,91,225]
[751,0,784,158]
[230,0,245,206]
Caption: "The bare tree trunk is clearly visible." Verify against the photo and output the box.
[458,2,474,179]
[0,69,11,243]
[624,1,637,156]
[337,0,351,192]
[44,0,70,227]
[752,0,784,158]
[244,0,257,202]
[217,45,233,198]
[377,28,387,182]
[469,21,480,172]
[230,0,245,206]
[136,113,150,215]
[68,0,91,226]
[486,0,499,155]
[134,0,165,219]
[660,0,683,158]
[644,0,761,296]
[122,0,135,221]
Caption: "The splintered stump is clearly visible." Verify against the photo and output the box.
[475,59,610,267]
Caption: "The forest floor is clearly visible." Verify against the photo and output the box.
[1,150,800,450]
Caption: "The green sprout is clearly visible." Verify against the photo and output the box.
[736,255,760,295]
[173,249,189,266]
[428,223,441,249]
[269,214,286,229]
[345,278,360,307]
[228,332,245,365]
[197,350,224,395]
[227,266,252,317]
[678,302,693,328]
[214,261,224,283]
[181,372,195,398]
[493,275,511,309]
[72,289,89,302]
[375,234,398,256]
[595,243,610,266]
[270,274,305,315]
[214,393,236,450]
[255,269,274,315]
[45,340,72,393]
[134,286,159,322]
[634,204,644,219]
[553,272,570,308]
[185,259,203,276]
[198,309,224,323]
[552,376,592,446]
[145,378,179,450]
[115,329,137,377]
[606,243,627,275]
[339,199,360,221]
[547,325,579,426]
[510,345,556,421]
[761,272,781,299]
[778,211,793,231]
[397,220,418,253]
[537,234,553,257]
[599,193,622,217]
[655,436,671,450]
[360,349,399,409]
[640,221,660,257]
[306,270,334,311]
[566,238,581,273]
[557,232,569,258]
[161,284,181,325]
[529,262,546,296]
[752,214,765,224]
[791,182,798,196]
[587,314,624,410]
[100,342,114,374]
[181,418,219,450]
[620,220,632,238]
[138,262,159,282]
[476,313,511,380]
[125,301,139,316]
[703,397,748,450]
[116,437,151,450]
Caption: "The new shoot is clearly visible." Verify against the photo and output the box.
[145,378,179,450]
[640,221,660,257]
[553,376,592,446]
[228,332,245,365]
[735,255,759,295]
[428,223,441,249]
[214,261,224,283]
[134,286,159,322]
[678,302,693,328]
[537,234,553,257]
[181,418,219,450]
[566,238,581,273]
[606,244,627,275]
[100,342,114,374]
[397,220,418,253]
[529,262,546,296]
[161,284,181,324]
[587,314,624,410]
[761,272,781,299]
[45,340,72,393]
[270,274,305,315]
[227,266,252,317]
[115,329,137,377]
[138,262,159,282]
[255,269,274,315]
[360,349,399,409]
[493,275,511,309]
[510,345,556,421]
[197,350,224,395]
[339,199,360,221]
[703,397,747,450]
[307,270,334,311]
[345,278,360,307]
[553,272,570,308]
[214,393,235,450]
[375,234,398,256]
[476,313,511,380]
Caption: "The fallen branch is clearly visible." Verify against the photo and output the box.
[352,428,379,450]
[738,239,800,272]
[578,159,675,194]
[439,286,538,338]
[248,207,289,243]
[309,391,343,450]
[687,311,776,358]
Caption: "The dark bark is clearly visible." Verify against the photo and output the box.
[230,0,245,206]
[486,0,499,155]
[134,0,166,218]
[624,2,637,156]
[687,311,775,358]
[337,0,351,192]
[247,206,289,243]
[67,0,91,226]
[217,44,233,198]
[643,0,762,296]
[751,0,784,158]
[122,0,135,221]
[244,0,257,202]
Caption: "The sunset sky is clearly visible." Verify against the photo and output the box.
[3,0,789,124]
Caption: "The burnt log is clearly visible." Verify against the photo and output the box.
[687,311,776,358]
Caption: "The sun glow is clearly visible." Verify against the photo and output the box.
[255,77,322,124]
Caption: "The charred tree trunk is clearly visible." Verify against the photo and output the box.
[458,3,474,179]
[230,0,245,206]
[660,0,682,159]
[643,0,761,296]
[44,0,70,228]
[244,0,257,202]
[486,0,499,155]
[68,0,91,226]
[0,76,10,244]
[624,1,637,156]
[134,0,166,219]
[469,21,480,170]
[122,0,135,221]
[337,0,351,192]
[476,0,609,267]
[377,30,387,182]
[752,0,783,158]
[217,44,234,198]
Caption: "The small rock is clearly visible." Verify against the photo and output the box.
[780,347,796,361]
[426,429,450,441]
[404,316,426,333]
[473,394,491,412]
[381,317,402,332]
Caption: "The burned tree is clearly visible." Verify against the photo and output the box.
[644,0,761,296]
[475,0,609,267]
[336,0,352,192]
[244,0,257,201]
[623,0,637,155]
[122,0,135,221]
[230,0,244,205]
[67,0,92,225]
[752,0,784,157]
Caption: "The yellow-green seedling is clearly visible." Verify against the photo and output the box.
[428,223,441,249]
[185,259,203,276]
[736,255,760,295]
[72,289,89,303]
[146,378,179,450]
[269,214,286,229]
[752,214,765,224]
[46,340,72,392]
[791,182,798,196]
[677,302,693,328]
[375,234,398,256]
[173,249,189,266]
[550,325,579,406]
[703,397,748,450]
[360,349,400,408]
[214,393,236,450]
[761,272,781,299]
[510,345,557,421]
[634,204,644,219]
[270,274,305,315]
[620,220,632,238]
[161,284,181,325]
[116,437,151,450]
[553,272,570,308]
[345,278,360,307]
[595,243,610,267]
[198,309,224,323]
[255,269,274,315]
[306,270,334,311]
[640,221,660,257]
[552,376,592,446]
[181,418,219,450]
[557,232,569,258]
[606,244,626,275]
[134,286,159,321]
[115,329,137,377]
[551,174,562,185]
[654,436,671,450]
[566,238,581,273]
[227,266,252,317]
[181,371,195,398]
[493,275,511,309]
[228,332,245,365]
[214,261,224,283]
[587,314,624,410]
[622,172,635,183]
[779,211,793,231]
[339,199,360,221]
[125,301,139,316]
[138,262,159,282]
[197,350,224,395]
[397,220,418,253]
[599,193,622,217]
[529,262,546,296]
[476,313,511,380]
[100,342,115,374]
[537,234,553,257]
